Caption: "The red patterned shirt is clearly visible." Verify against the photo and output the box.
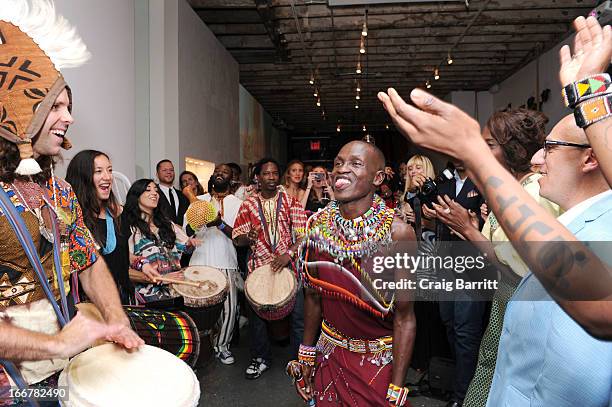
[232,190,306,273]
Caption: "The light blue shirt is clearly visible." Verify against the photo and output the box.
[486,191,612,407]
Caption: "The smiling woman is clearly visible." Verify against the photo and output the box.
[123,179,196,304]
[66,150,135,304]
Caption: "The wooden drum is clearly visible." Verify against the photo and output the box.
[173,266,228,332]
[245,265,297,321]
[58,344,200,407]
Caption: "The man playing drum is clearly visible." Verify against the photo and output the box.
[233,158,308,380]
[289,141,417,406]
[0,0,142,402]
[188,163,243,365]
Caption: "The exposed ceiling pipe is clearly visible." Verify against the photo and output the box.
[290,0,316,76]
[439,0,493,71]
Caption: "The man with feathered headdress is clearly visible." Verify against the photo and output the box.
[0,0,143,400]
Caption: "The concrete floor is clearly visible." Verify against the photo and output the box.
[196,327,447,407]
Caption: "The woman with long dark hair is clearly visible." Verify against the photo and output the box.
[66,150,136,304]
[123,179,197,303]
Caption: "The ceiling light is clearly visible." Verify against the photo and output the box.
[359,37,366,54]
[426,80,431,89]
[447,53,453,65]
[361,21,368,37]
[309,73,314,85]
[356,82,361,92]
[337,124,341,132]
[434,68,440,80]
[355,104,359,109]
[362,124,366,131]
[356,61,362,74]
[316,98,321,107]
[385,124,390,130]
[355,94,360,100]
[313,89,318,97]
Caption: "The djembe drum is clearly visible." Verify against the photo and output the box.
[172,266,228,333]
[245,265,297,321]
[58,344,200,407]
[76,303,201,368]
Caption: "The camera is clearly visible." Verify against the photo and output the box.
[314,173,324,181]
[417,163,455,206]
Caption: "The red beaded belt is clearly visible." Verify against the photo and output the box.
[320,320,392,354]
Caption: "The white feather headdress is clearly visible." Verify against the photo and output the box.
[0,0,90,70]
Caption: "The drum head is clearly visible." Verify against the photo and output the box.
[246,265,296,306]
[173,267,228,302]
[184,266,223,282]
[59,344,199,407]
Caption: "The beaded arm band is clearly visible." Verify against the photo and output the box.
[386,383,409,406]
[562,74,611,108]
[130,256,149,271]
[298,344,317,367]
[574,93,612,128]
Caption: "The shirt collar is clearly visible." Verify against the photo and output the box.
[557,189,612,226]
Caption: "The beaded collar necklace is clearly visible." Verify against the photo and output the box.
[299,195,397,317]
[305,195,395,262]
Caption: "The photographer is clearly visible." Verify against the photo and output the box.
[301,166,335,213]
[400,155,436,225]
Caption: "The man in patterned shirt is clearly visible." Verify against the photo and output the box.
[0,1,142,401]
[233,157,307,379]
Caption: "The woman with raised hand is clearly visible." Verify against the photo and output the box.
[301,166,335,213]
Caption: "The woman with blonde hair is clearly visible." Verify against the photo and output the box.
[282,159,306,202]
[400,154,436,224]
[403,154,436,199]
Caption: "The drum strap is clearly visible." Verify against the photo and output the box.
[0,186,70,402]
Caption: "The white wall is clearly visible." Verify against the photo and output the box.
[177,0,240,168]
[493,35,574,130]
[450,91,494,129]
[54,0,136,180]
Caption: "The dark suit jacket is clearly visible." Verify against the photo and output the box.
[435,176,486,242]
[157,185,189,226]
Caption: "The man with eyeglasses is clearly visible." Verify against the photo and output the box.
[481,114,612,407]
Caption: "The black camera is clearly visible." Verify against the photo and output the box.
[417,163,455,206]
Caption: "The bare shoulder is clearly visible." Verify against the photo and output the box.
[391,215,415,242]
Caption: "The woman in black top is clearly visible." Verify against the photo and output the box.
[66,150,135,304]
[301,166,335,215]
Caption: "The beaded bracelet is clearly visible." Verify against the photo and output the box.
[130,256,149,272]
[562,73,611,108]
[574,93,612,128]
[386,383,409,406]
[298,344,317,367]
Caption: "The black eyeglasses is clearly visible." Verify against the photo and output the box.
[543,140,591,157]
